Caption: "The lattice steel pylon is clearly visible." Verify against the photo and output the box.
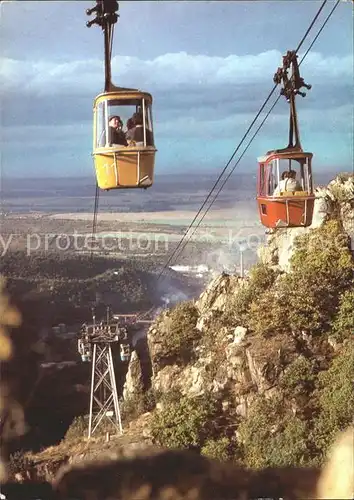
[88,340,123,438]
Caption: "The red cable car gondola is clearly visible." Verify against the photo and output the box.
[257,50,315,228]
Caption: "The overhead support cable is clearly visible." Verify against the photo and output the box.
[143,0,340,300]
[299,0,341,66]
[154,0,331,282]
[294,0,328,53]
[173,97,282,258]
[90,183,100,261]
[137,0,342,321]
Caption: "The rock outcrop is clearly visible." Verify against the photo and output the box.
[123,351,144,400]
[130,174,354,464]
[121,176,354,413]
[2,426,353,500]
[147,301,298,414]
[196,273,244,315]
[49,426,354,500]
[3,175,353,489]
[258,174,354,271]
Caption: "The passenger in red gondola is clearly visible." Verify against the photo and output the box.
[273,170,302,195]
[274,171,289,195]
[108,115,128,146]
[289,170,303,190]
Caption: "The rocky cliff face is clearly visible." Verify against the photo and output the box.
[146,273,299,414]
[123,175,353,407]
[120,174,353,470]
[5,175,352,481]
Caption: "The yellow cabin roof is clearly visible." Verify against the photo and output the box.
[94,88,153,106]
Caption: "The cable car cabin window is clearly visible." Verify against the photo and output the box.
[302,157,313,193]
[95,98,154,149]
[258,164,268,196]
[95,102,105,148]
[258,164,265,196]
[265,159,279,196]
[272,158,307,196]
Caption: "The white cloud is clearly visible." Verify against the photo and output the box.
[1,122,91,149]
[1,50,351,177]
[1,50,352,97]
[2,103,350,150]
[155,103,351,138]
[298,52,353,81]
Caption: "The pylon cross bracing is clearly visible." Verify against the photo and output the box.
[88,341,123,438]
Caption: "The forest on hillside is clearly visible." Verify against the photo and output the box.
[142,219,354,467]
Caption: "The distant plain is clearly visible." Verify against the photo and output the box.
[0,171,343,269]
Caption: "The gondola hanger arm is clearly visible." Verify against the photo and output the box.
[273,50,312,150]
[86,0,120,91]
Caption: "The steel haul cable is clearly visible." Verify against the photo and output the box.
[172,0,341,257]
[91,183,100,260]
[137,0,341,321]
[153,0,330,281]
[299,0,341,66]
[90,0,329,269]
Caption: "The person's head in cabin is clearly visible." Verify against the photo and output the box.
[125,117,136,142]
[289,169,303,190]
[109,115,123,130]
[126,118,135,131]
[108,116,127,146]
[281,171,289,180]
[133,112,143,127]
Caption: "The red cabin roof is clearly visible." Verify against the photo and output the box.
[258,150,313,164]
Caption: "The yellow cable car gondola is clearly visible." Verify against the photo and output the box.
[87,0,156,190]
[93,87,156,189]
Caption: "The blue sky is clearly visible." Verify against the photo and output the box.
[1,0,353,178]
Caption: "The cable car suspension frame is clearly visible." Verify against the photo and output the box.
[273,50,312,152]
[86,0,119,92]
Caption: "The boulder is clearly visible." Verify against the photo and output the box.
[233,326,248,344]
[123,351,144,400]
[152,365,182,393]
[195,274,244,315]
[196,310,215,332]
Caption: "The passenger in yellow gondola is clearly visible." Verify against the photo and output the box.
[130,112,153,146]
[108,115,128,146]
[125,117,135,142]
